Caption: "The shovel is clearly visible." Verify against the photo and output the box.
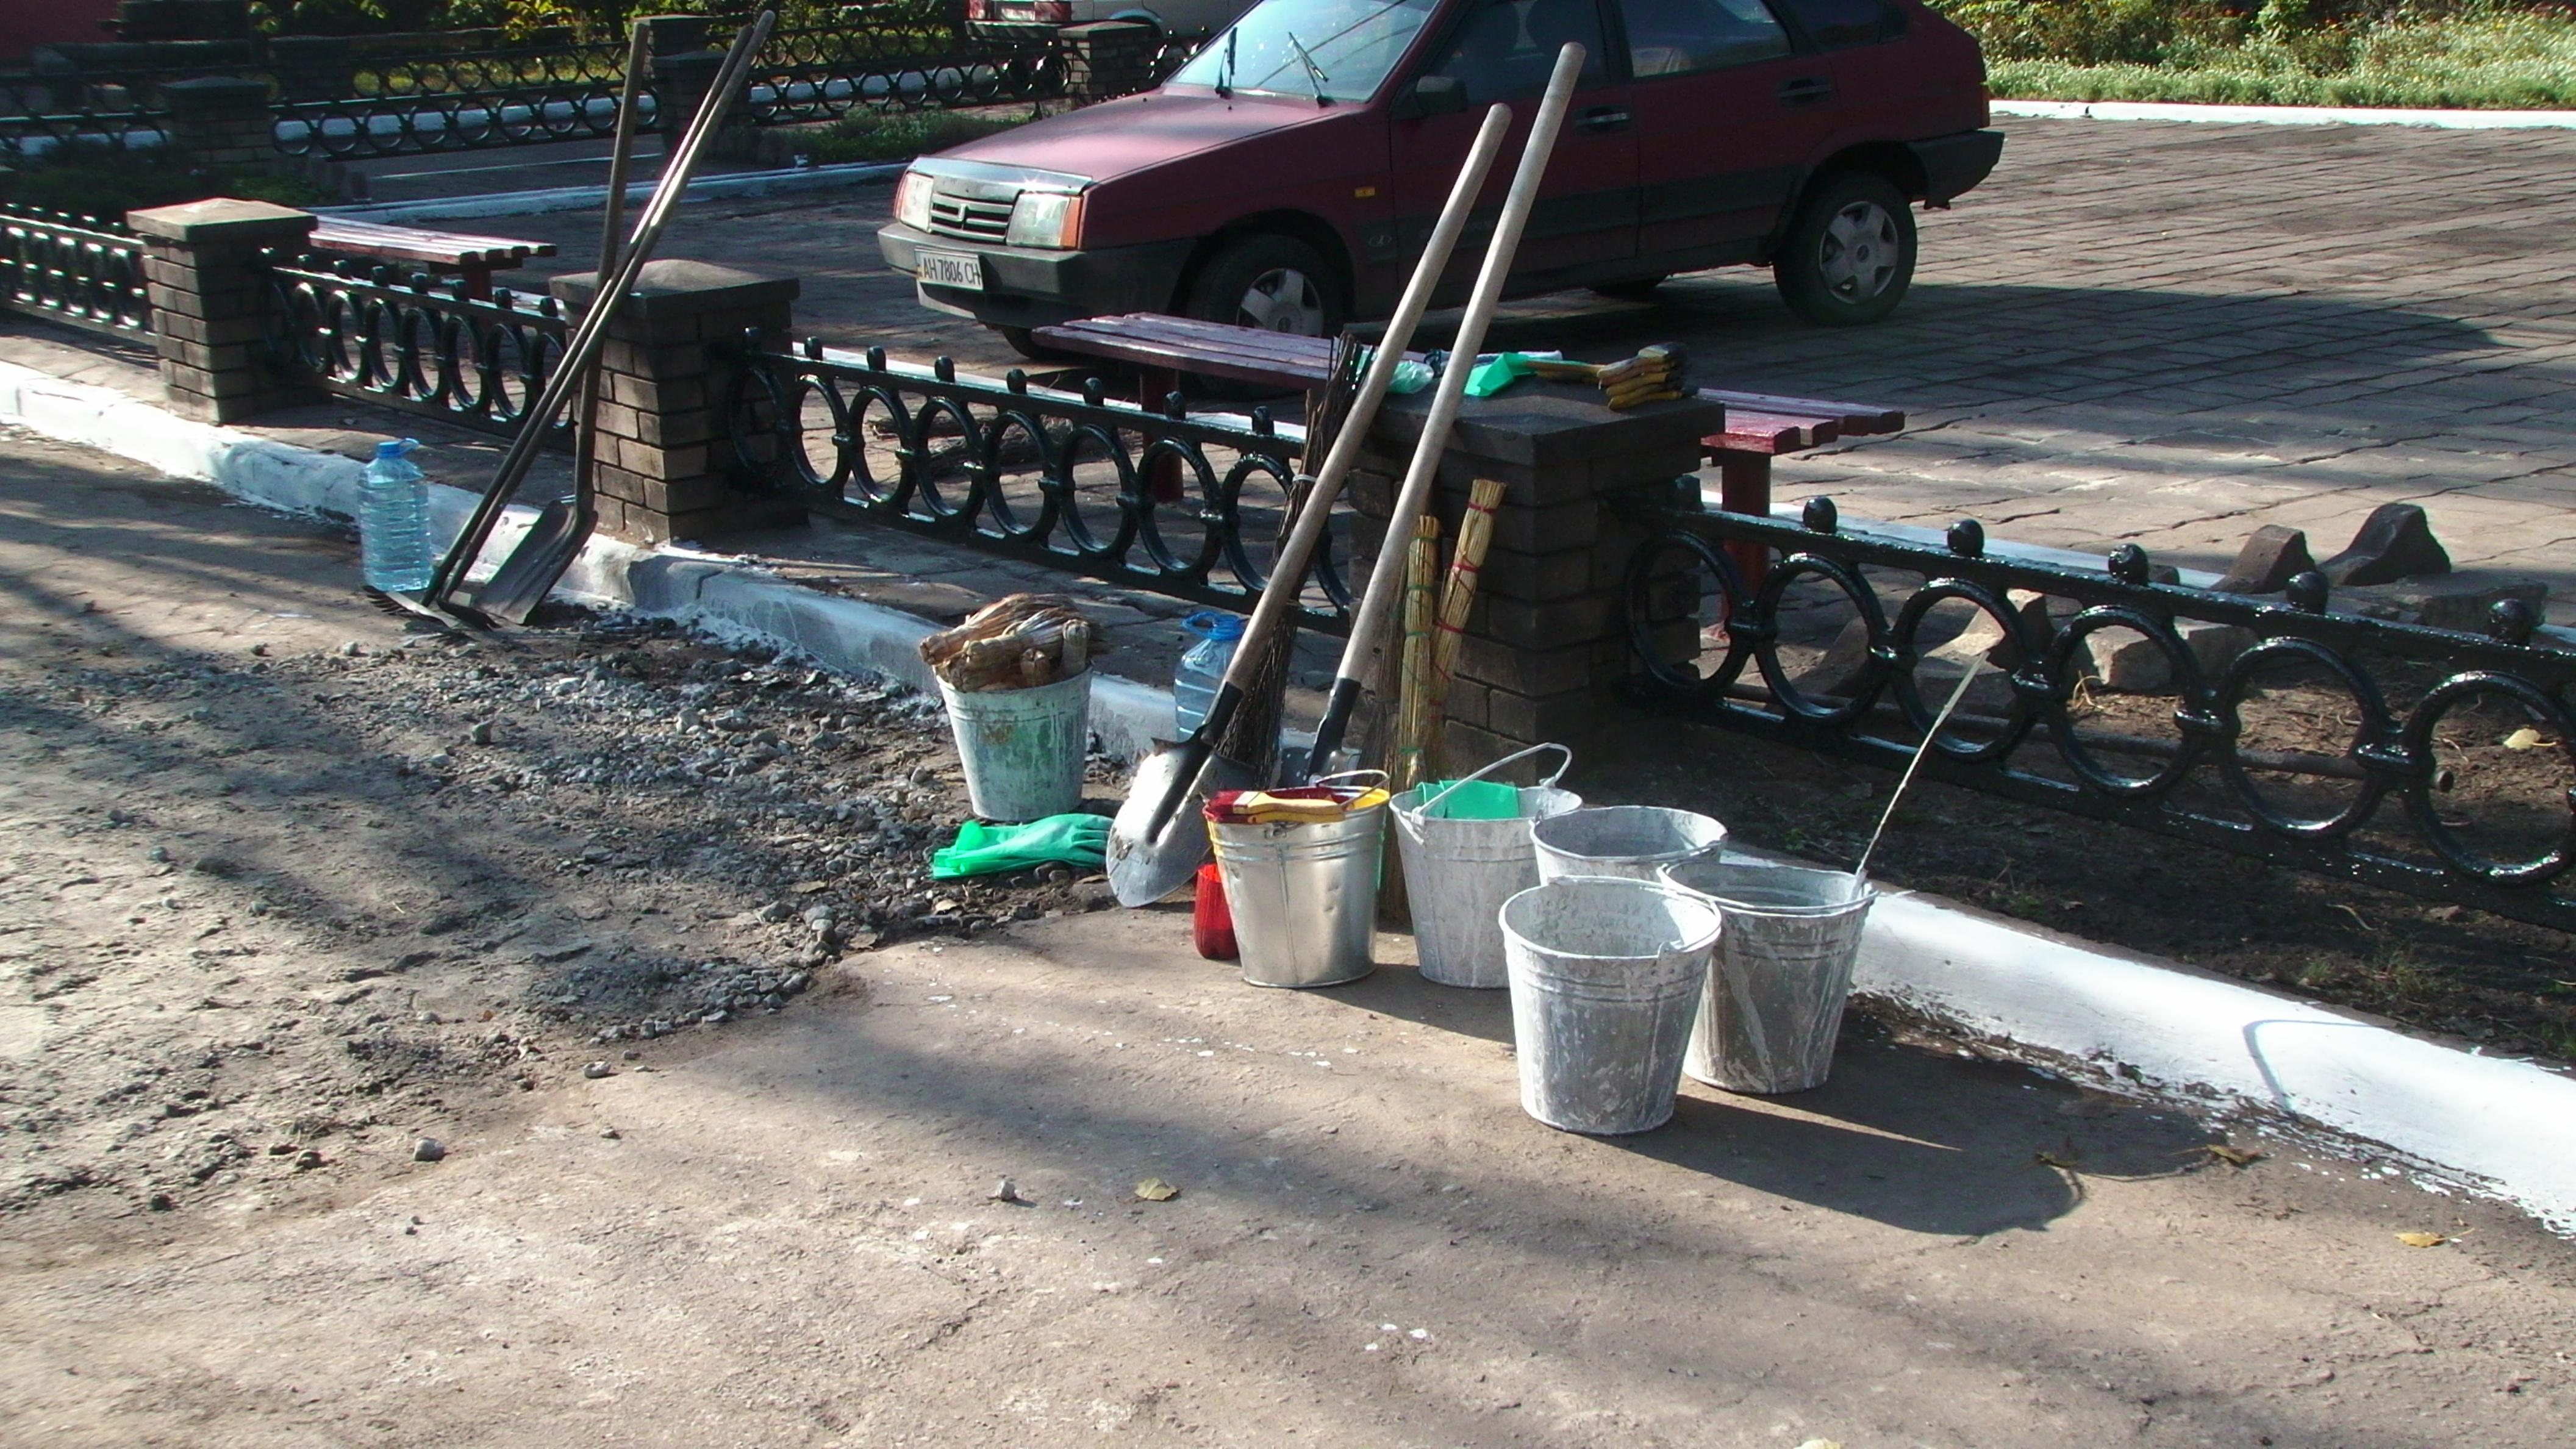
[1104,99,1516,907]
[424,10,776,621]
[462,18,652,624]
[1303,42,1587,778]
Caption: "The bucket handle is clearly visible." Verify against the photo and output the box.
[1310,768,1391,793]
[1416,742,1572,815]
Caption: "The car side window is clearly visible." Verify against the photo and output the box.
[1426,0,1611,106]
[1618,0,1792,79]
[1774,0,1900,49]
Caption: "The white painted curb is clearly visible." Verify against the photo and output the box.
[1856,892,2576,1234]
[315,160,907,226]
[9,356,2575,1235]
[1995,98,2576,130]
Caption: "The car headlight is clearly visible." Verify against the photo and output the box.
[894,171,934,231]
[1006,188,1085,249]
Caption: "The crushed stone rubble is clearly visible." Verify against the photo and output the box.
[0,610,1120,1218]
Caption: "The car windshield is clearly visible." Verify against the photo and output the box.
[1167,0,1441,104]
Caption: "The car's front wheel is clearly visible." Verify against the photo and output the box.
[1773,173,1916,326]
[1186,234,1343,340]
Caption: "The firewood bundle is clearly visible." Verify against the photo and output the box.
[918,593,1100,692]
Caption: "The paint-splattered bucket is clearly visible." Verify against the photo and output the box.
[938,671,1091,822]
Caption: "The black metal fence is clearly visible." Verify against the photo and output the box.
[723,338,1352,629]
[4,13,1144,163]
[0,206,152,338]
[1620,496,2576,931]
[263,253,569,440]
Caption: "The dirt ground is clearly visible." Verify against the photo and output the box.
[6,426,2576,1448]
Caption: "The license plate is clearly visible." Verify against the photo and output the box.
[917,249,983,291]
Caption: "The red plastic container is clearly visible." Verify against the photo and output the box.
[1192,860,1237,961]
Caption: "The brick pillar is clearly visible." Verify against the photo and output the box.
[159,75,274,171]
[266,35,355,103]
[1347,383,1725,775]
[1060,21,1157,101]
[643,15,725,144]
[128,196,315,423]
[549,259,803,545]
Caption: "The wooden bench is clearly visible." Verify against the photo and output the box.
[1696,388,1905,589]
[1030,316,1906,565]
[306,218,557,300]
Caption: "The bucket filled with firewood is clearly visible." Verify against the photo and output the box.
[920,594,1098,822]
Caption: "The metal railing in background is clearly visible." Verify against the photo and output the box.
[262,254,570,440]
[1619,496,2576,931]
[723,338,1353,629]
[0,206,152,338]
[0,75,172,159]
[739,21,1066,124]
[273,38,638,159]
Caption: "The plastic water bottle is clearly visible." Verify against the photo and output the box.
[1173,610,1245,735]
[359,438,430,593]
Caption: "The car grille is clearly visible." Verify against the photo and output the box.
[926,191,1014,243]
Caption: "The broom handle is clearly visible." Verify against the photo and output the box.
[1201,102,1512,710]
[1308,43,1587,767]
[429,12,774,603]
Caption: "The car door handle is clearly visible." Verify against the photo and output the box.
[1777,75,1834,106]
[1578,105,1631,133]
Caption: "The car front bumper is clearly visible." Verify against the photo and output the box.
[876,223,1198,330]
[1906,129,2005,205]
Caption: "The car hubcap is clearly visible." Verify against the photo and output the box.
[1817,201,1901,303]
[1236,267,1325,335]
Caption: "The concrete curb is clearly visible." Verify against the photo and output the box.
[314,160,909,226]
[5,356,2572,1235]
[1994,98,2576,130]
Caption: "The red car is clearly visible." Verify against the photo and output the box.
[880,0,1999,356]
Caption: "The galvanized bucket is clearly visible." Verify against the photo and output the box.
[1659,856,1876,1094]
[939,671,1092,823]
[1391,744,1583,989]
[1498,876,1722,1135]
[1210,772,1386,990]
[1531,805,1726,883]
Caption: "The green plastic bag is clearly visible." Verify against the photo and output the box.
[930,813,1109,879]
[1414,779,1523,820]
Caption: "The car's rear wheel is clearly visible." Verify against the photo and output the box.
[1773,173,1916,326]
[1182,234,1345,398]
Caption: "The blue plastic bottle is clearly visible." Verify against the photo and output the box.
[1173,610,1246,735]
[359,438,430,593]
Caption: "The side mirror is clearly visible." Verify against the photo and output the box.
[1391,74,1467,120]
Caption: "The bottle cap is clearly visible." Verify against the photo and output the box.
[373,438,421,461]
[1182,610,1246,641]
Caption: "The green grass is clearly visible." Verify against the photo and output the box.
[800,109,1026,165]
[1942,2,2576,109]
[5,146,333,222]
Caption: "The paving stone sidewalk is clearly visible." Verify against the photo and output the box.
[473,115,2576,615]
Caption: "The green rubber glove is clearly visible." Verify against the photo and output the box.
[930,812,1111,879]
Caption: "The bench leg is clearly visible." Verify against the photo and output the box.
[1716,452,1771,595]
[460,267,495,302]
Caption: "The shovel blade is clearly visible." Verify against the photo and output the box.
[1107,737,1258,906]
[466,496,587,626]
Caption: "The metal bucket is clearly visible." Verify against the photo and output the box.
[1531,805,1726,883]
[1659,857,1876,1094]
[1498,876,1722,1134]
[938,671,1092,823]
[1210,775,1386,989]
[1391,744,1583,989]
